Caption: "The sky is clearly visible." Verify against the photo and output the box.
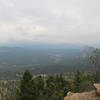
[0,0,100,45]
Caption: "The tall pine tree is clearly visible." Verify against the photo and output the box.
[19,70,36,100]
[74,70,83,92]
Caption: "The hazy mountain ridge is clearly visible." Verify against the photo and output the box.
[0,44,92,65]
[0,43,95,79]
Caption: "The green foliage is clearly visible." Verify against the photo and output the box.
[19,70,37,100]
[73,70,83,92]
[90,48,100,82]
[0,70,99,100]
[45,74,71,100]
[0,80,19,100]
[34,76,44,100]
[73,70,95,93]
[19,72,72,100]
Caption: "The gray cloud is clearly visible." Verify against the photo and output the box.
[0,0,100,45]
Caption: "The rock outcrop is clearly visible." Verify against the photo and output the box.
[64,91,100,100]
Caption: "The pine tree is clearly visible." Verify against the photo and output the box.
[34,76,44,100]
[74,70,83,92]
[90,49,100,82]
[19,70,36,100]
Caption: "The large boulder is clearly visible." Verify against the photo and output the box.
[64,91,99,100]
[94,83,100,95]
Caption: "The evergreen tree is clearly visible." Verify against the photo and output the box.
[45,74,70,100]
[74,70,83,92]
[45,75,55,100]
[19,70,36,100]
[90,48,100,82]
[34,76,44,100]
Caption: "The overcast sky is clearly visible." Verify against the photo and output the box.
[0,0,100,45]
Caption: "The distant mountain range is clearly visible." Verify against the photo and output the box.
[0,43,95,79]
[0,43,94,65]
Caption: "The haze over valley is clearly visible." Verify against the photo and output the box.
[0,43,95,79]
